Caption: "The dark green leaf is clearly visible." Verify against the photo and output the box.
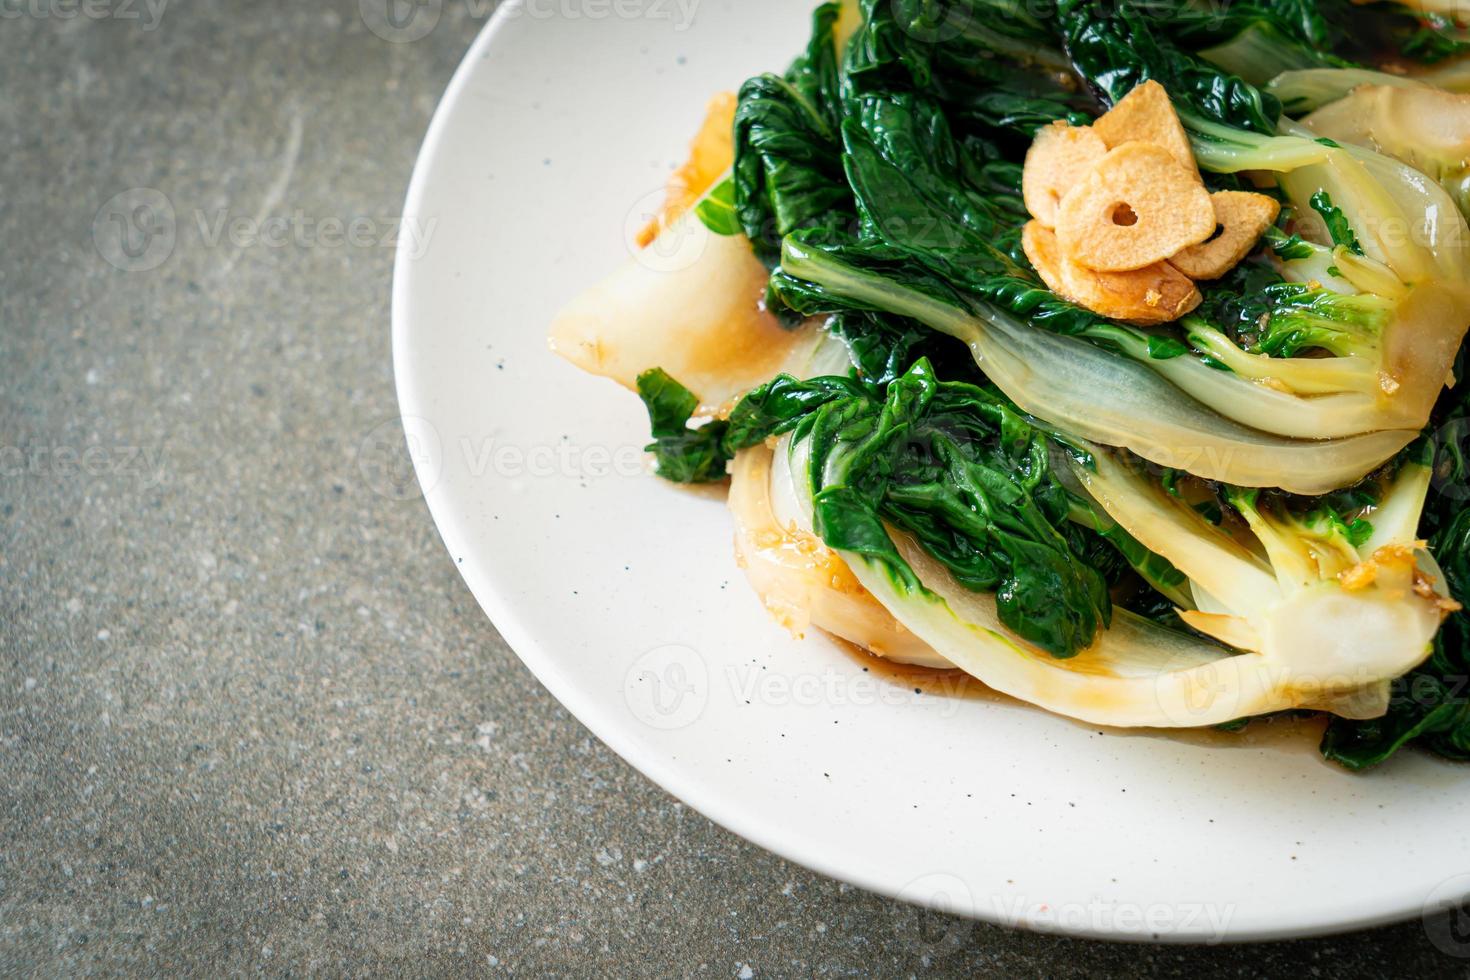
[1309,190,1365,256]
[1264,224,1314,261]
[1147,335,1190,360]
[1058,0,1282,134]
[635,369,732,483]
[732,4,854,266]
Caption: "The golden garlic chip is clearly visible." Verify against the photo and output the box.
[1054,142,1215,272]
[1024,220,1201,325]
[1169,191,1282,280]
[1021,219,1070,296]
[1022,121,1109,229]
[1092,80,1196,171]
[1061,256,1202,326]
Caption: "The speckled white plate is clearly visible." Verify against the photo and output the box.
[392,0,1470,943]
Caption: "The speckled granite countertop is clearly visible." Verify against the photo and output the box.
[0,1,1464,974]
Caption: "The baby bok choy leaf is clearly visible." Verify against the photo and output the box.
[635,369,737,484]
[1058,0,1284,134]
[732,2,854,266]
[735,359,1116,657]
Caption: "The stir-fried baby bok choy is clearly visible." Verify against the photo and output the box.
[722,0,1470,491]
[729,361,1453,726]
[547,0,1470,767]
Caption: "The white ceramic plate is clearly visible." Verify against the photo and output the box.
[393,0,1470,942]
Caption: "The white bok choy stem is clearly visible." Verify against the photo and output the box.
[779,238,1418,494]
[1297,84,1470,222]
[1265,68,1432,115]
[1065,444,1451,719]
[548,192,834,417]
[1190,117,1470,433]
[727,445,949,669]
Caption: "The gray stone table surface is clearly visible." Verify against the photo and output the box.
[1,0,1465,975]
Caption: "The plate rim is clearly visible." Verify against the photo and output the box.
[390,3,1457,944]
